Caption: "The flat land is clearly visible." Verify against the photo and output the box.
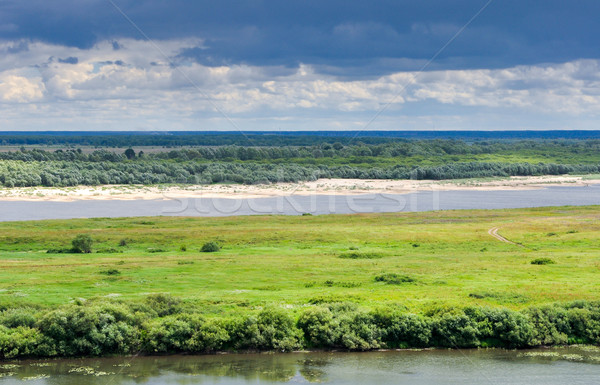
[0,175,599,201]
[0,206,599,313]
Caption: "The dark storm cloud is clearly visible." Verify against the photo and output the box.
[1,0,599,75]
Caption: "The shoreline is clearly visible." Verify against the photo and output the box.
[0,175,598,202]
[1,345,592,363]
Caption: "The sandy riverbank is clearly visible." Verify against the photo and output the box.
[0,175,598,202]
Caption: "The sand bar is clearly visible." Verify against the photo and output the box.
[0,175,598,202]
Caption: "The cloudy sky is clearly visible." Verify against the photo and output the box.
[0,0,599,131]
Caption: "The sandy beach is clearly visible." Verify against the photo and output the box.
[0,175,597,202]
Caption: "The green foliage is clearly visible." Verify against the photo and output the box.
[99,269,120,276]
[36,302,140,356]
[370,307,431,348]
[531,258,556,265]
[71,234,93,253]
[124,148,136,160]
[145,294,183,318]
[201,241,221,253]
[374,273,416,284]
[0,300,598,358]
[297,303,380,350]
[339,252,383,259]
[0,325,43,359]
[430,312,480,348]
[1,138,600,187]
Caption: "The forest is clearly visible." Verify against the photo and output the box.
[0,136,599,186]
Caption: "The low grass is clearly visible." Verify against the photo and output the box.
[0,206,599,314]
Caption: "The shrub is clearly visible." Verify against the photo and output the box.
[297,306,337,347]
[0,325,44,359]
[431,313,479,348]
[298,303,380,350]
[374,273,415,284]
[254,307,301,351]
[531,258,556,265]
[201,241,221,253]
[96,248,122,254]
[71,234,93,253]
[524,306,570,346]
[143,314,228,353]
[464,307,534,348]
[99,269,121,276]
[339,252,383,259]
[0,308,37,328]
[36,303,139,356]
[371,308,431,348]
[145,294,182,317]
[230,308,300,351]
[118,239,128,247]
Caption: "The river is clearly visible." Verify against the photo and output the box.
[0,184,599,221]
[1,347,599,384]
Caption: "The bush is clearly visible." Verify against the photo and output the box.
[201,241,221,253]
[431,313,479,348]
[464,307,534,348]
[230,308,300,351]
[71,234,93,253]
[36,303,140,356]
[531,258,556,265]
[0,325,44,359]
[339,252,383,259]
[297,303,380,350]
[144,294,182,317]
[99,269,121,276]
[371,308,431,348]
[0,308,37,328]
[374,273,416,284]
[0,299,599,359]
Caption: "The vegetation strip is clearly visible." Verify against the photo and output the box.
[2,138,600,186]
[0,206,599,358]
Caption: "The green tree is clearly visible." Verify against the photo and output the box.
[124,148,136,160]
[72,234,93,253]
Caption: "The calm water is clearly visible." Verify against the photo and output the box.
[1,348,599,384]
[0,184,599,221]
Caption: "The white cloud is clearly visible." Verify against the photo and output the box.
[0,73,45,102]
[0,38,599,130]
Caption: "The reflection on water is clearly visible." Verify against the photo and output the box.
[1,347,599,384]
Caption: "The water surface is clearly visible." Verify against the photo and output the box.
[1,347,599,384]
[0,184,599,221]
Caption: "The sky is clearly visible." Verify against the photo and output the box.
[0,0,599,131]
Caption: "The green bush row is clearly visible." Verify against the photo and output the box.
[1,158,600,187]
[1,298,599,359]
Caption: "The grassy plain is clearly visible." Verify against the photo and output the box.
[0,206,599,314]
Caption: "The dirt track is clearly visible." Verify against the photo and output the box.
[488,227,518,245]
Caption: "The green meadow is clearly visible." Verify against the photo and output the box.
[1,206,599,313]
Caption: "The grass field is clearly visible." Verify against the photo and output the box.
[1,206,599,314]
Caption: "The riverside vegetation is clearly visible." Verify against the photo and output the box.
[2,138,600,186]
[1,206,600,358]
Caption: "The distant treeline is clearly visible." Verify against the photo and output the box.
[0,298,599,359]
[0,140,600,186]
[2,140,600,162]
[2,130,600,147]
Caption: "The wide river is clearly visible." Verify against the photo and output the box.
[1,347,599,384]
[0,184,599,221]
